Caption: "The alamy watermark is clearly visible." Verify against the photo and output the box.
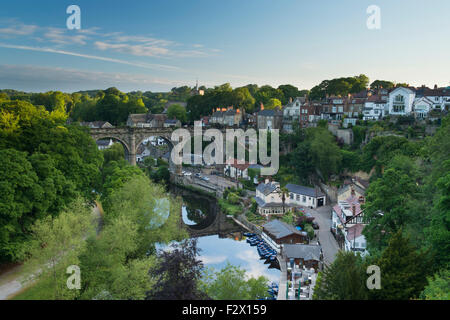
[366,5,381,30]
[171,121,279,176]
[366,265,381,290]
[66,265,81,290]
[66,5,81,30]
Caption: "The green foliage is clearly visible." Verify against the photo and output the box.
[340,149,361,173]
[420,269,450,300]
[200,263,270,300]
[0,97,101,262]
[313,251,368,300]
[370,231,429,300]
[71,87,148,126]
[264,98,282,110]
[308,128,342,180]
[309,75,369,100]
[363,167,419,251]
[167,103,187,123]
[20,198,95,300]
[370,80,395,90]
[102,143,125,164]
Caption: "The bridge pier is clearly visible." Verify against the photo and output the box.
[129,133,136,166]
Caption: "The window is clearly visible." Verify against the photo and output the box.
[302,196,306,202]
[290,193,293,199]
[395,94,404,102]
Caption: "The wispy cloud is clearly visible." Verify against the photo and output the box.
[94,41,170,57]
[43,27,89,45]
[0,18,218,59]
[199,255,228,265]
[0,43,180,71]
[0,20,38,37]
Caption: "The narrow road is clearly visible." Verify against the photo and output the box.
[0,204,102,300]
[307,205,340,266]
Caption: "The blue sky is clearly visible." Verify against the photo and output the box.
[0,0,449,92]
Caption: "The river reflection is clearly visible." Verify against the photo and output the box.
[195,234,280,283]
[167,186,280,283]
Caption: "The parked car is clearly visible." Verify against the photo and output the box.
[195,173,202,178]
[184,172,192,176]
[202,176,210,181]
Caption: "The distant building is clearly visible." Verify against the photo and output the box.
[80,121,114,129]
[285,184,326,208]
[388,87,416,116]
[257,104,283,130]
[363,93,388,120]
[255,180,292,216]
[96,138,114,150]
[126,113,167,128]
[282,244,322,272]
[262,219,309,245]
[224,158,250,179]
[164,119,181,128]
[282,97,305,132]
[209,107,243,127]
[331,194,368,256]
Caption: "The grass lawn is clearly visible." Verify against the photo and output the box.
[11,278,54,300]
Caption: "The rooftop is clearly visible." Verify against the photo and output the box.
[263,219,306,239]
[283,244,322,261]
[286,184,325,198]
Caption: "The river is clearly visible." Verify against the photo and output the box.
[173,187,280,283]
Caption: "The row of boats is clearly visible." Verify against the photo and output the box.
[244,233,278,262]
[243,232,279,300]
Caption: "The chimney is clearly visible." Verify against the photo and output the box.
[289,97,293,103]
[434,84,438,90]
[260,102,264,111]
[236,108,240,113]
[265,178,270,184]
[351,187,355,197]
[352,204,356,216]
[359,196,365,204]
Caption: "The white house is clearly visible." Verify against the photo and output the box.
[416,86,450,111]
[332,195,368,256]
[96,138,114,150]
[413,97,434,119]
[363,94,388,120]
[388,87,416,116]
[255,180,288,216]
[283,97,305,132]
[285,184,326,208]
[344,224,367,255]
[224,159,250,179]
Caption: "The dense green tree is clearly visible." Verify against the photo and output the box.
[264,98,282,110]
[232,87,256,112]
[370,80,395,90]
[200,263,269,300]
[167,103,187,123]
[309,128,342,180]
[278,84,302,103]
[314,251,368,300]
[420,269,450,300]
[146,239,209,300]
[20,198,94,300]
[370,231,429,300]
[363,167,419,251]
[102,143,125,164]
